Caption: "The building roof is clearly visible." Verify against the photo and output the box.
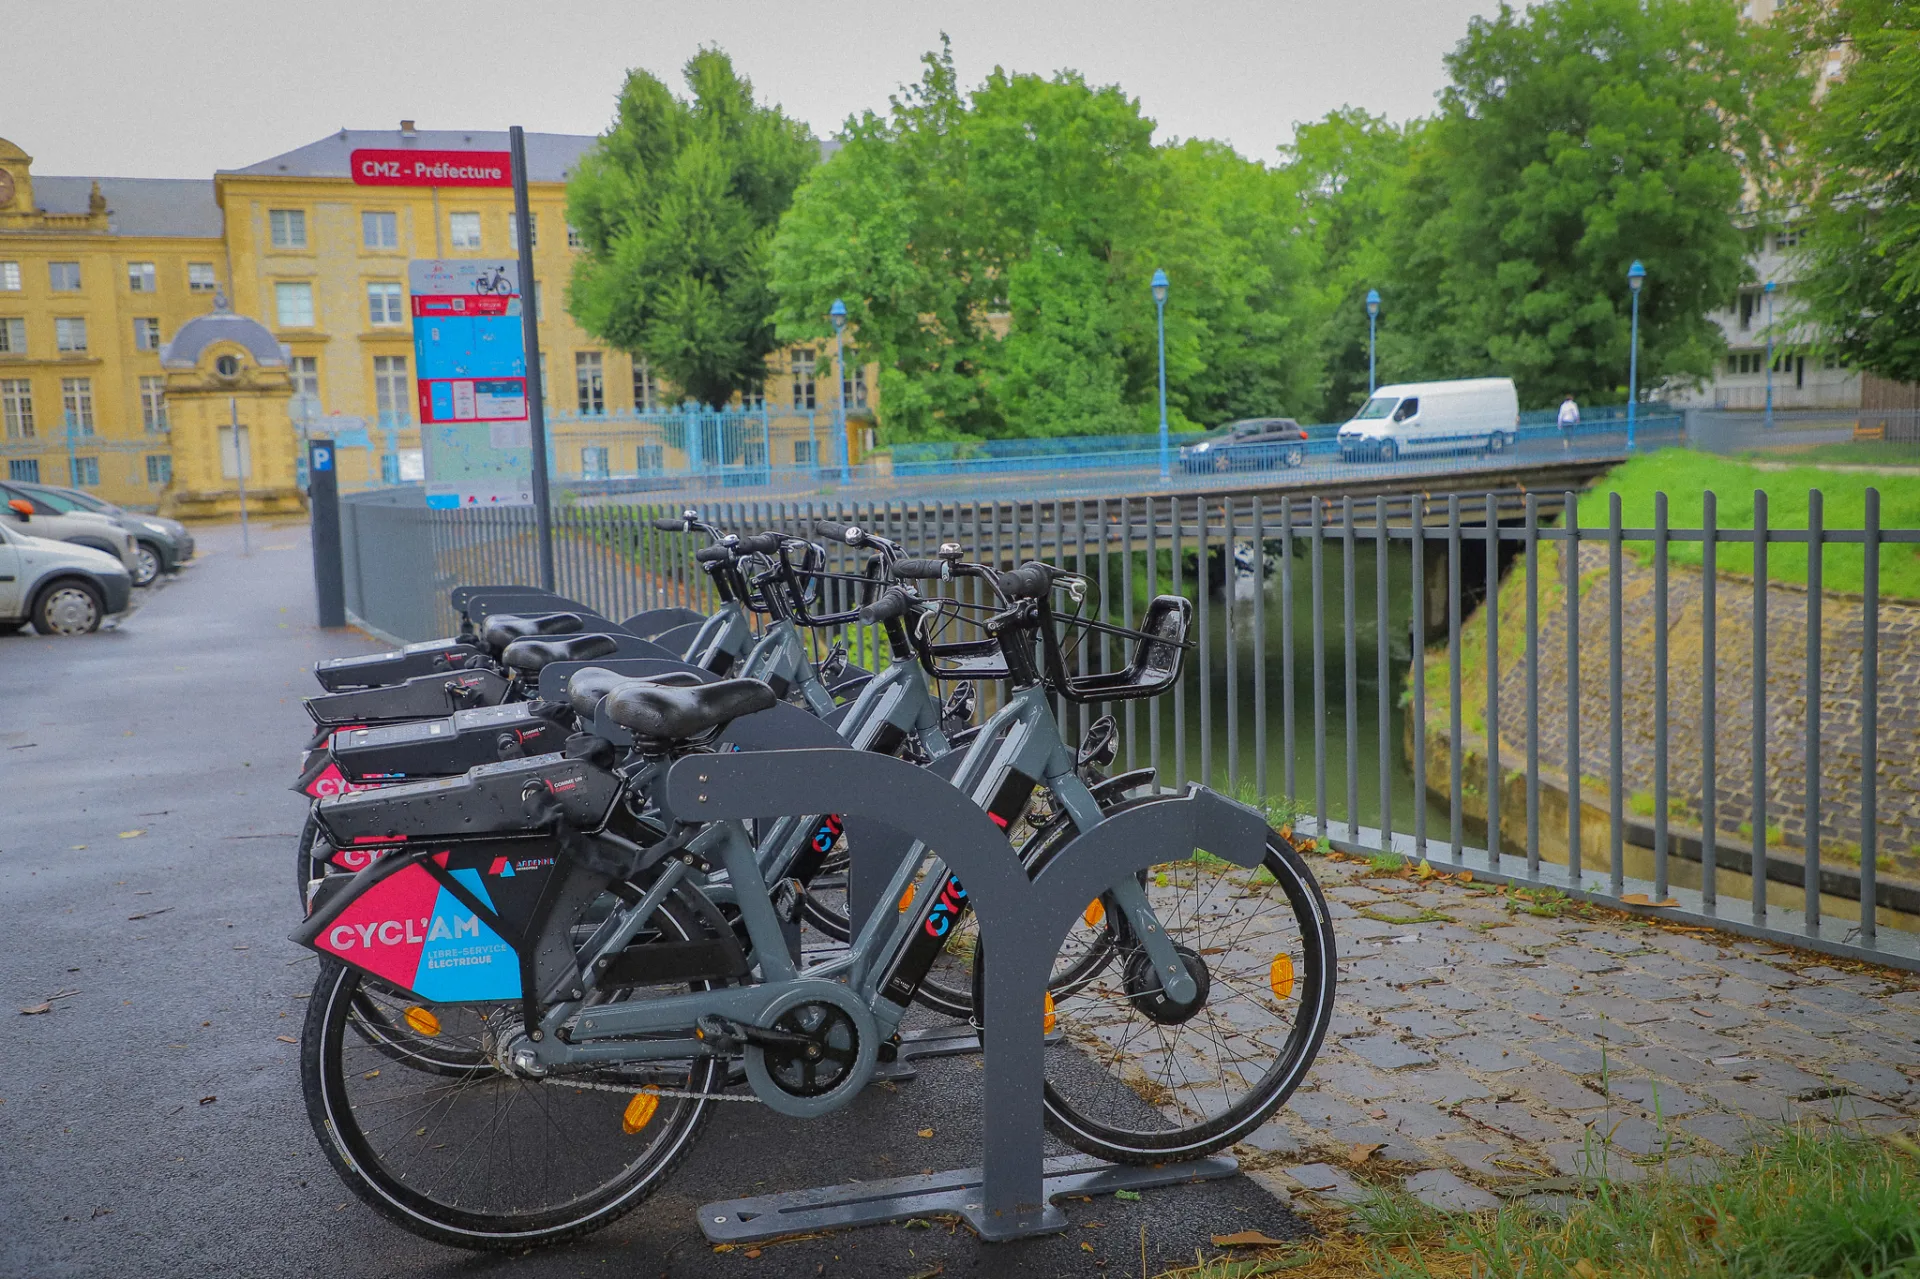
[30,176,222,238]
[160,307,289,370]
[220,129,600,183]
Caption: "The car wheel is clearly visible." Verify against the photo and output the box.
[132,542,162,587]
[1488,432,1507,456]
[34,580,103,636]
[1379,440,1398,464]
[1282,446,1305,469]
[1214,453,1231,473]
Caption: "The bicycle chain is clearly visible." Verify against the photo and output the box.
[540,1074,764,1103]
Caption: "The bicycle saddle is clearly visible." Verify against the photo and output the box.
[500,633,619,673]
[605,677,776,741]
[482,612,584,653]
[565,666,708,719]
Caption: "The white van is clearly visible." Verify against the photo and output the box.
[1336,377,1520,462]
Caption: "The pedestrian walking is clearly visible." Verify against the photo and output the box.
[1557,394,1580,450]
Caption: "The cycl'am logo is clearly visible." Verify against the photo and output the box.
[328,913,480,950]
[922,875,968,938]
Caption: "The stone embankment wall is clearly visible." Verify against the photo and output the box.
[1421,540,1920,888]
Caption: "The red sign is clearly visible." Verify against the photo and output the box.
[412,295,514,318]
[349,149,512,188]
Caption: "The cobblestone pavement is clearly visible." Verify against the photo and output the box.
[1223,852,1920,1214]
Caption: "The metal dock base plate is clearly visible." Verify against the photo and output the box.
[698,1153,1239,1245]
[870,1022,1062,1083]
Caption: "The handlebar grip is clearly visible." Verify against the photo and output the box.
[650,518,687,532]
[999,561,1065,600]
[893,559,950,580]
[858,585,914,625]
[737,531,784,554]
[693,545,731,564]
[811,519,859,544]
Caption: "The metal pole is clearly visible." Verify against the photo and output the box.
[510,125,555,591]
[834,323,850,483]
[231,396,250,556]
[1804,488,1822,932]
[1627,287,1640,451]
[1764,287,1775,433]
[1156,295,1170,483]
[1368,310,1377,395]
[1862,487,1879,946]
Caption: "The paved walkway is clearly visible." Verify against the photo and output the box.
[1235,851,1920,1213]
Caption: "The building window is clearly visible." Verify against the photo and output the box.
[449,212,481,249]
[55,317,87,352]
[61,378,95,434]
[791,349,816,411]
[1729,351,1764,376]
[1776,224,1802,251]
[275,281,315,328]
[741,383,765,412]
[146,454,172,486]
[374,355,409,426]
[8,459,39,482]
[841,349,867,409]
[0,261,19,291]
[127,261,157,293]
[70,456,100,487]
[367,281,404,325]
[0,317,24,355]
[140,376,168,432]
[269,209,308,249]
[1,379,32,439]
[633,359,659,412]
[509,212,537,247]
[567,222,585,249]
[581,446,610,479]
[575,351,605,415]
[49,262,81,292]
[636,442,662,472]
[188,262,217,292]
[290,355,320,399]
[362,210,399,249]
[1823,352,1841,371]
[133,317,162,351]
[793,439,815,465]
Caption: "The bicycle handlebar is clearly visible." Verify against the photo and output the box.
[811,519,859,544]
[650,518,688,533]
[693,545,731,564]
[858,585,915,625]
[998,561,1067,601]
[893,559,951,581]
[737,531,784,555]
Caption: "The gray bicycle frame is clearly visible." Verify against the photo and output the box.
[526,677,1194,1074]
[680,597,754,672]
[734,616,839,719]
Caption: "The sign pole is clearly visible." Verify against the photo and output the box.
[307,437,345,627]
[510,125,555,590]
[231,395,250,557]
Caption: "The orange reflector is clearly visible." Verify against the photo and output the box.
[899,884,917,912]
[1043,992,1057,1035]
[1269,954,1295,1003]
[403,1006,441,1037]
[622,1090,659,1135]
[1082,899,1105,928]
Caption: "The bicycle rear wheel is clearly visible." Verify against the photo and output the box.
[301,890,723,1251]
[1024,809,1336,1163]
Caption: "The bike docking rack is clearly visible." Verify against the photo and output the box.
[663,746,1258,1243]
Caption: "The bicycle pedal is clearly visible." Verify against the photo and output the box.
[771,877,805,924]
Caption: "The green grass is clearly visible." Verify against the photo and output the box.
[1160,1127,1920,1279]
[1739,441,1920,470]
[1575,450,1920,599]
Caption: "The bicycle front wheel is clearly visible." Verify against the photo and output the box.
[1035,816,1336,1163]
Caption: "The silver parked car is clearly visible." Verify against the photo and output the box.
[0,482,140,580]
[13,481,194,586]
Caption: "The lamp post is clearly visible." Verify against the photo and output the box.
[1365,289,1381,394]
[828,298,850,482]
[1152,269,1170,483]
[1763,280,1777,432]
[1626,260,1646,451]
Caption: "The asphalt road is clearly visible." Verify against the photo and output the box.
[0,521,1306,1279]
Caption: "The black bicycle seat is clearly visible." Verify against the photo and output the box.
[605,678,776,741]
[566,666,708,719]
[483,612,584,653]
[500,633,619,673]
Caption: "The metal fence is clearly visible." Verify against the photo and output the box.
[337,484,1920,971]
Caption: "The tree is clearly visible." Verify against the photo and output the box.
[769,41,1323,442]
[1787,0,1920,384]
[567,49,818,407]
[1371,0,1795,407]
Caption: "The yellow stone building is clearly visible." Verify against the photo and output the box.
[0,124,875,511]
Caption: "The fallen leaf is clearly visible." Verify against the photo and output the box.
[19,1003,51,1016]
[1348,1141,1386,1166]
[1114,1189,1142,1201]
[1457,870,1473,883]
[118,830,145,839]
[1572,1260,1600,1279]
[744,1249,762,1258]
[70,845,87,851]
[1212,1230,1295,1247]
[916,1127,935,1138]
[127,907,173,921]
[1620,893,1680,908]
[1368,1108,1388,1119]
[198,1096,216,1106]
[1080,1241,1094,1253]
[276,1035,298,1044]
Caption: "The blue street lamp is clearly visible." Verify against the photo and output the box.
[1152,269,1170,482]
[1762,280,1777,432]
[828,298,850,482]
[1626,260,1646,450]
[1365,289,1381,394]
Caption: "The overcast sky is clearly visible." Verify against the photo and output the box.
[3,0,1515,178]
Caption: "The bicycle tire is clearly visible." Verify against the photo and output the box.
[302,886,725,1251]
[996,800,1337,1163]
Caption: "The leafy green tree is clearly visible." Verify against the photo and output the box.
[1373,0,1796,407]
[1787,0,1920,384]
[770,41,1323,442]
[567,49,818,407]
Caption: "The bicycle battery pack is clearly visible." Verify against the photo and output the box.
[311,638,483,692]
[315,752,622,846]
[329,703,569,782]
[305,669,510,727]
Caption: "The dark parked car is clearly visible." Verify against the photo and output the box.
[14,482,194,586]
[1177,418,1309,474]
